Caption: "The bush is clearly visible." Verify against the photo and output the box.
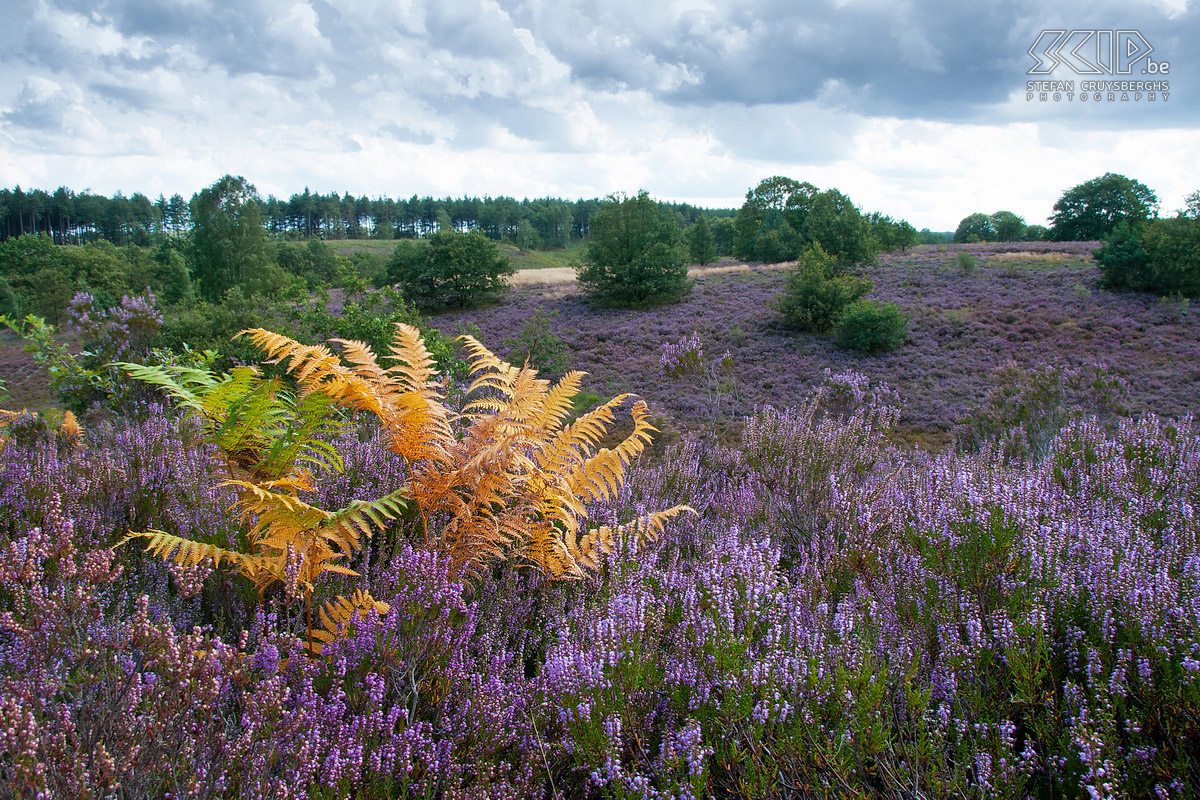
[388,230,513,309]
[577,191,690,306]
[957,252,977,274]
[775,244,872,332]
[834,299,908,353]
[955,362,1129,461]
[1095,218,1200,297]
[502,306,569,374]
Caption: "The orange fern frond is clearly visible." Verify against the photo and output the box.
[238,328,384,416]
[567,400,657,503]
[383,323,439,394]
[569,505,697,571]
[307,589,391,654]
[531,371,586,434]
[59,411,84,447]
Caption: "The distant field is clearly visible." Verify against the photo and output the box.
[324,239,396,256]
[436,241,1200,448]
[324,237,587,270]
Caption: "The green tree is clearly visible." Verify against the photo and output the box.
[801,189,877,267]
[514,218,542,252]
[1050,173,1158,241]
[577,191,690,306]
[1023,224,1049,242]
[775,244,872,332]
[149,241,194,304]
[277,239,340,288]
[1096,218,1200,297]
[867,213,918,252]
[710,217,736,256]
[0,234,76,322]
[954,213,997,243]
[990,211,1026,242]
[733,176,817,261]
[388,230,513,309]
[686,217,716,265]
[1182,190,1200,220]
[190,176,272,300]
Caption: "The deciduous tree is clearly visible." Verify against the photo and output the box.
[1050,173,1158,241]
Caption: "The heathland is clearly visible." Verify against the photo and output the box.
[1,174,1199,798]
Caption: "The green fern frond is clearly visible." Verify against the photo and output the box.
[122,529,251,571]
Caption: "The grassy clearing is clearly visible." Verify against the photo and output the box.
[323,238,397,256]
[988,251,1078,262]
[499,239,587,270]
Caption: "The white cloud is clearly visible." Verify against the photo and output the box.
[0,0,1195,229]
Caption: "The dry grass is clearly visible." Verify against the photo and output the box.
[987,251,1079,263]
[509,259,789,287]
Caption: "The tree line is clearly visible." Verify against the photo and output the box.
[0,183,734,248]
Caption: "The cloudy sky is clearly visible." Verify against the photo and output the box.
[1,0,1197,230]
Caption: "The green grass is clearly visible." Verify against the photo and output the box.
[322,238,588,271]
[500,240,587,270]
[325,239,399,257]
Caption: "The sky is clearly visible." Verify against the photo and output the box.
[0,0,1197,231]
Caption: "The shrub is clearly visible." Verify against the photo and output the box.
[1094,222,1152,291]
[502,306,569,374]
[577,191,690,306]
[1095,218,1200,297]
[834,299,908,353]
[956,252,977,274]
[955,361,1129,461]
[388,230,513,309]
[775,244,872,332]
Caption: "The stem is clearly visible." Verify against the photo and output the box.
[306,588,313,656]
[404,456,430,548]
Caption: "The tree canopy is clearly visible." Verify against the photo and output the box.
[577,191,690,306]
[733,176,887,266]
[1050,173,1159,241]
[388,230,513,309]
[190,176,273,301]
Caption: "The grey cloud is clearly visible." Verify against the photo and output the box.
[1,79,79,133]
[90,81,156,111]
[0,0,1195,189]
[506,0,1197,124]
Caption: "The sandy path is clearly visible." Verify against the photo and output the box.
[510,260,791,287]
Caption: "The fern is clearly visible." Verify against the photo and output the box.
[568,505,697,572]
[129,472,408,653]
[122,529,255,572]
[235,324,691,579]
[119,362,348,481]
[308,589,391,654]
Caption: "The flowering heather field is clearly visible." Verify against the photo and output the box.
[1,356,1199,797]
[437,242,1200,446]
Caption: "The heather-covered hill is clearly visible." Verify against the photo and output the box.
[437,242,1200,445]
